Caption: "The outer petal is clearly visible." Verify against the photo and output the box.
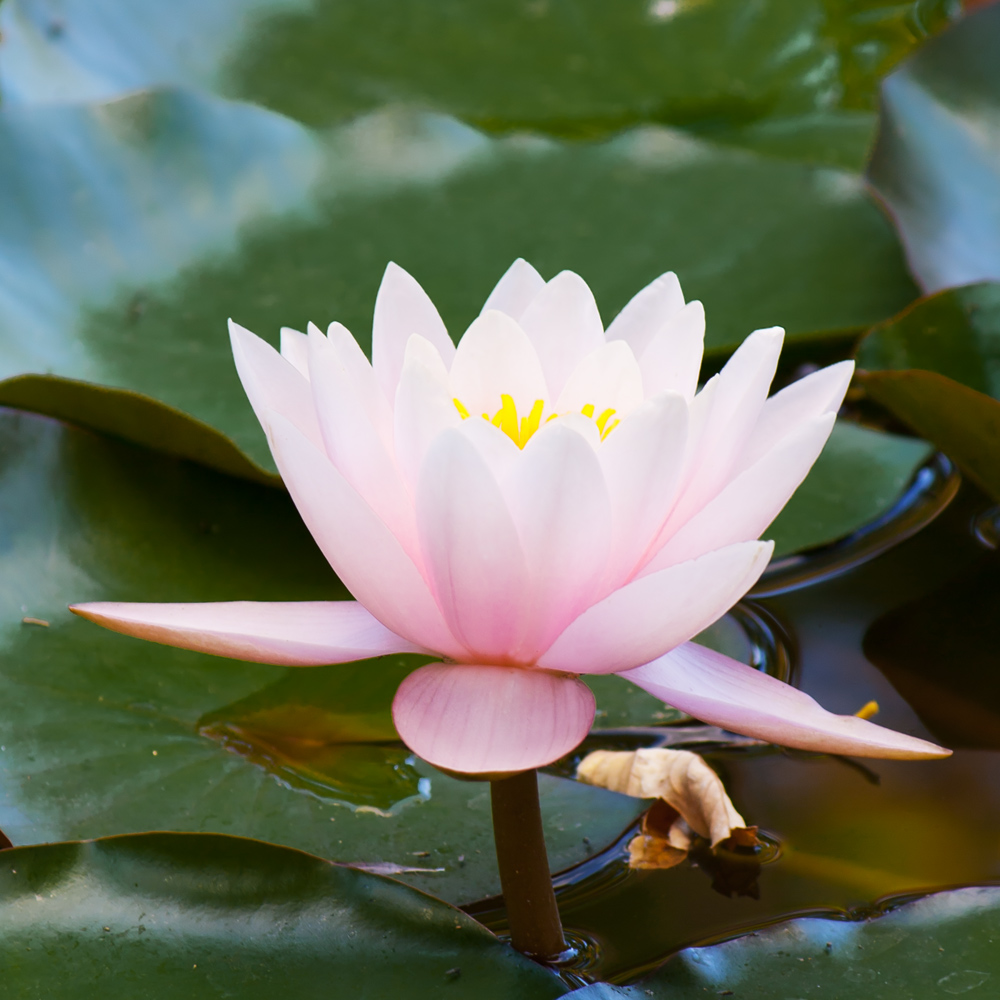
[393,334,462,495]
[647,412,836,570]
[599,393,688,587]
[737,360,853,474]
[519,271,605,398]
[372,262,456,403]
[605,271,685,357]
[280,327,310,378]
[554,340,644,421]
[416,429,531,662]
[503,421,613,657]
[538,540,773,675]
[265,410,463,658]
[448,309,549,418]
[308,326,416,550]
[229,320,324,451]
[392,663,596,775]
[636,301,706,400]
[70,600,425,666]
[623,642,950,760]
[481,258,546,320]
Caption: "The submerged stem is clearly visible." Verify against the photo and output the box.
[490,768,566,960]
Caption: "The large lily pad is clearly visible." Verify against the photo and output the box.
[0,833,567,999]
[0,407,647,906]
[568,885,1000,998]
[857,283,1000,499]
[0,90,917,476]
[0,0,955,169]
[868,4,1000,292]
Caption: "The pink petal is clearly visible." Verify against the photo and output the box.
[322,322,394,447]
[554,340,644,420]
[228,320,324,451]
[599,393,689,587]
[502,421,613,657]
[372,262,456,404]
[538,540,773,675]
[307,326,416,549]
[392,663,596,775]
[416,429,531,661]
[623,642,950,759]
[647,412,836,570]
[69,600,424,665]
[279,327,310,378]
[637,301,706,400]
[265,410,464,658]
[737,360,853,474]
[448,309,549,418]
[481,258,546,320]
[605,271,685,357]
[393,335,462,495]
[519,271,606,398]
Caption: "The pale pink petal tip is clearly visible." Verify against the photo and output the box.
[623,642,950,760]
[392,663,596,776]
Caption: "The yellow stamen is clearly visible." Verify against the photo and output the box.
[520,398,545,444]
[580,403,595,418]
[453,398,470,419]
[497,394,519,442]
[855,700,880,720]
[595,408,617,434]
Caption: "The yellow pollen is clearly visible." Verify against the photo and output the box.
[854,700,880,720]
[452,395,621,447]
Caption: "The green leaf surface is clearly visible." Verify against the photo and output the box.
[0,833,567,999]
[857,283,1000,499]
[868,4,1000,291]
[0,407,646,906]
[0,0,956,170]
[0,90,917,476]
[566,885,1000,998]
[766,419,934,557]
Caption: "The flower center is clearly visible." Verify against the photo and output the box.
[452,394,619,448]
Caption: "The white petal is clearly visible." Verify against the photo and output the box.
[372,262,455,403]
[605,271,685,357]
[519,270,605,398]
[229,320,324,452]
[555,340,644,421]
[265,410,463,658]
[416,429,531,662]
[637,300,706,400]
[280,327,310,379]
[449,309,549,418]
[480,258,546,320]
[70,600,425,665]
[538,540,773,675]
[623,642,950,759]
[502,421,613,656]
[393,335,462,495]
[648,413,836,569]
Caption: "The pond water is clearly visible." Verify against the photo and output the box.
[469,473,1000,984]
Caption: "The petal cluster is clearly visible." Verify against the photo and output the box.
[72,260,948,774]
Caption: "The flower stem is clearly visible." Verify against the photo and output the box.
[490,768,567,960]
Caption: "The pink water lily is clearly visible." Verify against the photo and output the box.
[72,260,948,775]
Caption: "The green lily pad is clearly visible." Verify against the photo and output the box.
[0,406,654,906]
[0,0,955,170]
[766,419,934,558]
[0,833,567,999]
[868,4,1000,292]
[857,283,1000,499]
[567,885,1000,998]
[0,91,917,476]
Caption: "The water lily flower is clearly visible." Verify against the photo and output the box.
[72,260,948,775]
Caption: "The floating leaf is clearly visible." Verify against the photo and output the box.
[869,4,1000,291]
[0,833,567,1000]
[0,0,956,169]
[566,885,1000,998]
[0,92,917,476]
[857,283,1000,499]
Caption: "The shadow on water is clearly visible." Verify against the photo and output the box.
[471,475,1000,983]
